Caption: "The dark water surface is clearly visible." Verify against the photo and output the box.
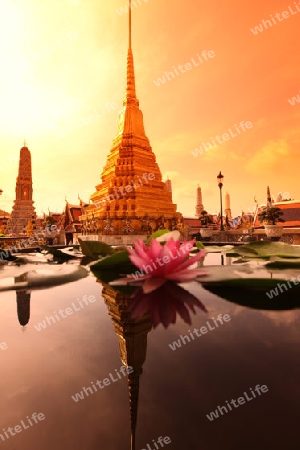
[0,256,299,450]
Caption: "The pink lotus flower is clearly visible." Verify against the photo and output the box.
[115,237,207,293]
[129,281,207,328]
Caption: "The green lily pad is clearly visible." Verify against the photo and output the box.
[234,241,300,259]
[90,250,137,282]
[78,239,115,259]
[204,245,234,253]
[199,264,300,310]
[146,229,170,244]
[266,257,300,268]
[41,246,77,264]
[232,258,250,264]
[190,241,205,253]
[80,256,96,266]
[13,257,29,265]
[202,285,300,310]
[91,250,130,267]
[91,267,132,283]
[0,265,88,291]
[199,265,300,289]
[156,230,181,242]
[226,252,241,257]
[199,264,300,285]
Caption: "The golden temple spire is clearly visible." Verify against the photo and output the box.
[129,0,132,50]
[86,2,180,227]
[125,49,137,104]
[125,0,138,105]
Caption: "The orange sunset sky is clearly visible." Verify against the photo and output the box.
[0,0,299,218]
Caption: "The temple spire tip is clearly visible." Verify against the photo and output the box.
[129,0,132,49]
[125,0,138,104]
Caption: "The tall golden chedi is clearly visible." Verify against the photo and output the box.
[6,143,36,235]
[82,3,181,235]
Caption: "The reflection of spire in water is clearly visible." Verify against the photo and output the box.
[16,290,31,329]
[101,283,152,450]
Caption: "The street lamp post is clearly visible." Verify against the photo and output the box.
[217,171,224,232]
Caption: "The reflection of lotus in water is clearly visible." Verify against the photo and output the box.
[128,281,207,328]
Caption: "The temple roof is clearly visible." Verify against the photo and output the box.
[0,210,10,216]
[69,208,82,223]
[63,203,85,231]
[254,201,300,227]
[183,218,200,227]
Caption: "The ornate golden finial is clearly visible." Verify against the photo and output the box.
[124,0,138,105]
[125,50,137,104]
[23,140,27,147]
[129,0,132,49]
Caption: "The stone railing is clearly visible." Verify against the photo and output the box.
[203,228,300,244]
[79,234,148,245]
